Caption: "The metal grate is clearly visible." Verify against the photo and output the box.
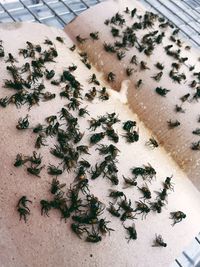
[0,0,105,28]
[0,0,200,266]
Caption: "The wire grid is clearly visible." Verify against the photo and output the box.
[0,0,105,28]
[1,0,200,266]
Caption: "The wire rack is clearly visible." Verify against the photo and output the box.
[0,0,200,266]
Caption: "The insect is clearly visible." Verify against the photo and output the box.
[117,51,126,60]
[76,35,87,44]
[140,61,149,70]
[175,104,185,113]
[107,202,121,217]
[191,140,200,150]
[170,211,186,226]
[155,87,170,97]
[50,178,66,194]
[107,72,116,82]
[40,200,52,216]
[123,120,136,132]
[138,184,151,199]
[123,130,139,143]
[124,223,137,242]
[167,120,180,129]
[134,201,150,218]
[123,175,137,188]
[17,196,32,222]
[109,190,124,199]
[180,93,190,102]
[126,67,133,76]
[152,234,167,247]
[14,153,29,167]
[16,115,29,130]
[88,74,100,85]
[155,62,164,70]
[145,137,159,149]
[27,164,44,177]
[0,40,5,57]
[99,87,109,101]
[90,132,105,144]
[86,228,102,243]
[164,176,174,191]
[35,133,47,149]
[69,44,76,51]
[78,107,90,117]
[90,32,99,40]
[150,200,164,213]
[106,127,119,143]
[192,128,200,135]
[130,55,138,65]
[136,79,143,89]
[98,219,114,235]
[85,87,97,101]
[56,36,64,43]
[152,72,163,82]
[71,223,87,239]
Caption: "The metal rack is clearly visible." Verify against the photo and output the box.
[0,0,200,266]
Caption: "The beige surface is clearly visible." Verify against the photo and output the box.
[0,20,200,267]
[65,0,200,191]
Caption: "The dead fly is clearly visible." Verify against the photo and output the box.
[134,201,150,218]
[117,51,126,60]
[104,43,116,53]
[191,141,200,150]
[107,72,116,82]
[155,87,170,97]
[71,223,87,239]
[136,79,143,89]
[123,120,136,132]
[68,64,77,72]
[69,44,76,51]
[180,93,190,103]
[45,69,55,80]
[145,137,159,149]
[6,53,18,63]
[44,39,53,45]
[109,190,124,200]
[29,151,42,165]
[152,72,163,82]
[40,200,52,216]
[167,120,180,129]
[108,202,121,217]
[175,104,185,113]
[27,164,44,177]
[123,175,137,188]
[0,96,10,107]
[150,200,164,213]
[152,234,167,247]
[118,197,133,214]
[98,219,114,235]
[189,65,195,71]
[155,62,164,70]
[78,160,91,169]
[50,178,66,194]
[96,144,120,159]
[56,36,64,43]
[90,162,106,180]
[67,97,81,111]
[16,115,29,130]
[193,88,200,101]
[90,132,105,144]
[125,67,133,77]
[124,223,137,242]
[78,107,89,117]
[88,74,100,86]
[99,87,109,101]
[123,130,139,143]
[14,153,29,167]
[130,55,138,65]
[140,61,150,70]
[190,80,197,88]
[89,31,99,40]
[164,176,174,191]
[17,196,32,222]
[192,128,200,135]
[35,133,47,149]
[86,228,102,243]
[138,184,151,199]
[111,27,120,37]
[157,188,168,202]
[106,127,119,143]
[76,35,87,44]
[48,164,63,176]
[170,211,186,226]
[85,87,97,101]
[0,40,4,57]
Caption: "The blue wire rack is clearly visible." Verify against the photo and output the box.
[0,0,200,266]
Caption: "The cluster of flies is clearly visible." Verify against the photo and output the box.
[75,6,200,150]
[0,19,186,247]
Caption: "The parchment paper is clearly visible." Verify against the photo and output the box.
[0,14,200,267]
[65,0,200,191]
